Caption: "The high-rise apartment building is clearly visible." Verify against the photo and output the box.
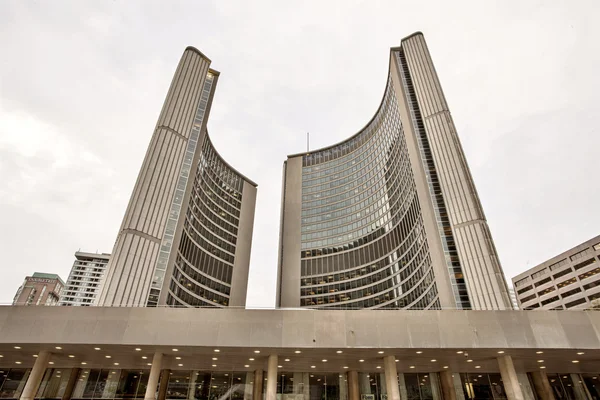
[277,32,512,310]
[98,47,257,308]
[59,251,110,306]
[512,234,600,310]
[12,273,64,306]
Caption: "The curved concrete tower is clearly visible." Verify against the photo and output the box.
[98,47,257,308]
[277,33,512,310]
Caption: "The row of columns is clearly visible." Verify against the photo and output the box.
[18,351,594,400]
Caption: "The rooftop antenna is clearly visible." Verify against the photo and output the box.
[307,132,309,153]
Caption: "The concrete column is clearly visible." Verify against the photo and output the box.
[570,374,592,400]
[244,372,254,400]
[497,355,524,400]
[440,371,466,400]
[253,370,264,400]
[20,350,50,400]
[61,368,80,400]
[383,356,400,400]
[359,373,371,394]
[102,369,121,398]
[440,371,457,400]
[429,372,443,400]
[339,374,348,400]
[144,352,163,400]
[266,355,278,400]
[348,371,359,400]
[516,373,536,400]
[379,373,387,395]
[397,374,408,400]
[158,369,170,400]
[530,371,555,400]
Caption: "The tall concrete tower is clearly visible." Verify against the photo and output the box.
[277,33,512,310]
[98,47,257,308]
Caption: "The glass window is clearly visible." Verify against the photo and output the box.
[461,373,506,400]
[0,368,30,399]
[547,374,576,399]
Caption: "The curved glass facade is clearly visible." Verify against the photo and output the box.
[299,76,440,310]
[167,135,246,308]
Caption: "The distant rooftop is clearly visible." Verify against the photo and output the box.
[75,251,111,261]
[30,272,65,286]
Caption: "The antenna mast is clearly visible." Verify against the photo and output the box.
[307,132,309,152]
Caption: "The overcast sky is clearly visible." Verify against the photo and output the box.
[1,1,599,307]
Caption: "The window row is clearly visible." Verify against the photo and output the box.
[178,235,234,283]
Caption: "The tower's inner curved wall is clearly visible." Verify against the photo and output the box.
[299,76,440,309]
[167,135,246,308]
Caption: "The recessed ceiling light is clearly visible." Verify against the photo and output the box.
[48,361,54,365]
[416,351,422,354]
[376,366,381,369]
[540,366,546,369]
[135,348,141,351]
[577,352,585,355]
[105,355,112,358]
[142,356,147,359]
[378,351,384,354]
[176,357,181,360]
[81,362,87,365]
[212,365,217,367]
[172,349,179,352]
[410,366,415,369]
[456,351,463,354]
[14,346,21,349]
[178,364,183,367]
[213,358,218,361]
[295,351,301,354]
[359,360,364,362]
[322,359,327,362]
[536,351,543,354]
[214,349,220,353]
[395,359,399,362]
[497,351,505,354]
[69,355,75,358]
[572,360,579,364]
[467,360,473,363]
[475,366,481,369]
[254,350,260,354]
[15,361,22,364]
[94,348,101,351]
[337,351,343,354]
[537,360,544,363]
[285,359,290,362]
[244,365,249,368]
[33,355,38,358]
[310,366,316,369]
[431,359,436,362]
[114,363,119,366]
[443,366,449,369]
[55,347,62,350]
[343,366,348,369]
[278,366,282,368]
[147,363,152,366]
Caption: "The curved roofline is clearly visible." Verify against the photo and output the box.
[287,49,394,159]
[185,46,212,62]
[401,31,424,42]
[205,131,258,188]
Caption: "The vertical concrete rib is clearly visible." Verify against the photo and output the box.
[98,48,212,306]
[401,33,512,309]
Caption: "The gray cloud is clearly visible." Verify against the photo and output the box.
[0,0,599,306]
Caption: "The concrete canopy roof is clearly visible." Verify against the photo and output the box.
[0,307,598,374]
